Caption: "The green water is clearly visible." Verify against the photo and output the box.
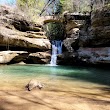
[0,64,110,87]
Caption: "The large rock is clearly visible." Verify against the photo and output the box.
[0,51,28,64]
[78,47,110,64]
[0,27,51,51]
[26,52,51,64]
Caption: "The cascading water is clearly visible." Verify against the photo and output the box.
[50,40,62,66]
[44,0,63,66]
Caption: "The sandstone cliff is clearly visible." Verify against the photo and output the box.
[59,6,110,66]
[0,5,51,64]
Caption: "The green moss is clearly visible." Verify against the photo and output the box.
[45,22,65,40]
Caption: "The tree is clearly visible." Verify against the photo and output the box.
[17,0,45,21]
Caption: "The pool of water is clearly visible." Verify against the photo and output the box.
[0,64,110,110]
[0,64,110,90]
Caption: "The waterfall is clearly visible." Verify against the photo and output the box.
[50,40,62,66]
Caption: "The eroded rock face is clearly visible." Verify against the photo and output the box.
[76,7,110,65]
[66,20,78,32]
[0,5,42,32]
[63,17,80,53]
[0,27,51,51]
[0,51,51,64]
[79,7,110,47]
[90,7,110,46]
[63,28,79,52]
[0,51,28,64]
[78,47,110,64]
[26,52,51,64]
[0,5,51,64]
[62,7,110,66]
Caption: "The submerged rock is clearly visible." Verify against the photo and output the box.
[25,79,44,91]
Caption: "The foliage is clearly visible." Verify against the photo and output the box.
[45,22,65,40]
[16,0,110,17]
[60,0,110,13]
[60,0,91,13]
[92,0,110,10]
[17,0,45,21]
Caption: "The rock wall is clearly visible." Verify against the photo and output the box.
[79,7,110,47]
[0,5,51,64]
[77,7,110,66]
[59,7,110,66]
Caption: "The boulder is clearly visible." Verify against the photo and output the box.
[25,79,44,91]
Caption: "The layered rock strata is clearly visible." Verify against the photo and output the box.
[0,5,51,64]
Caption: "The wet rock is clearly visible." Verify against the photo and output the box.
[25,79,44,91]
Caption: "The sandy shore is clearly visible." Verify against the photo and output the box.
[0,79,110,110]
